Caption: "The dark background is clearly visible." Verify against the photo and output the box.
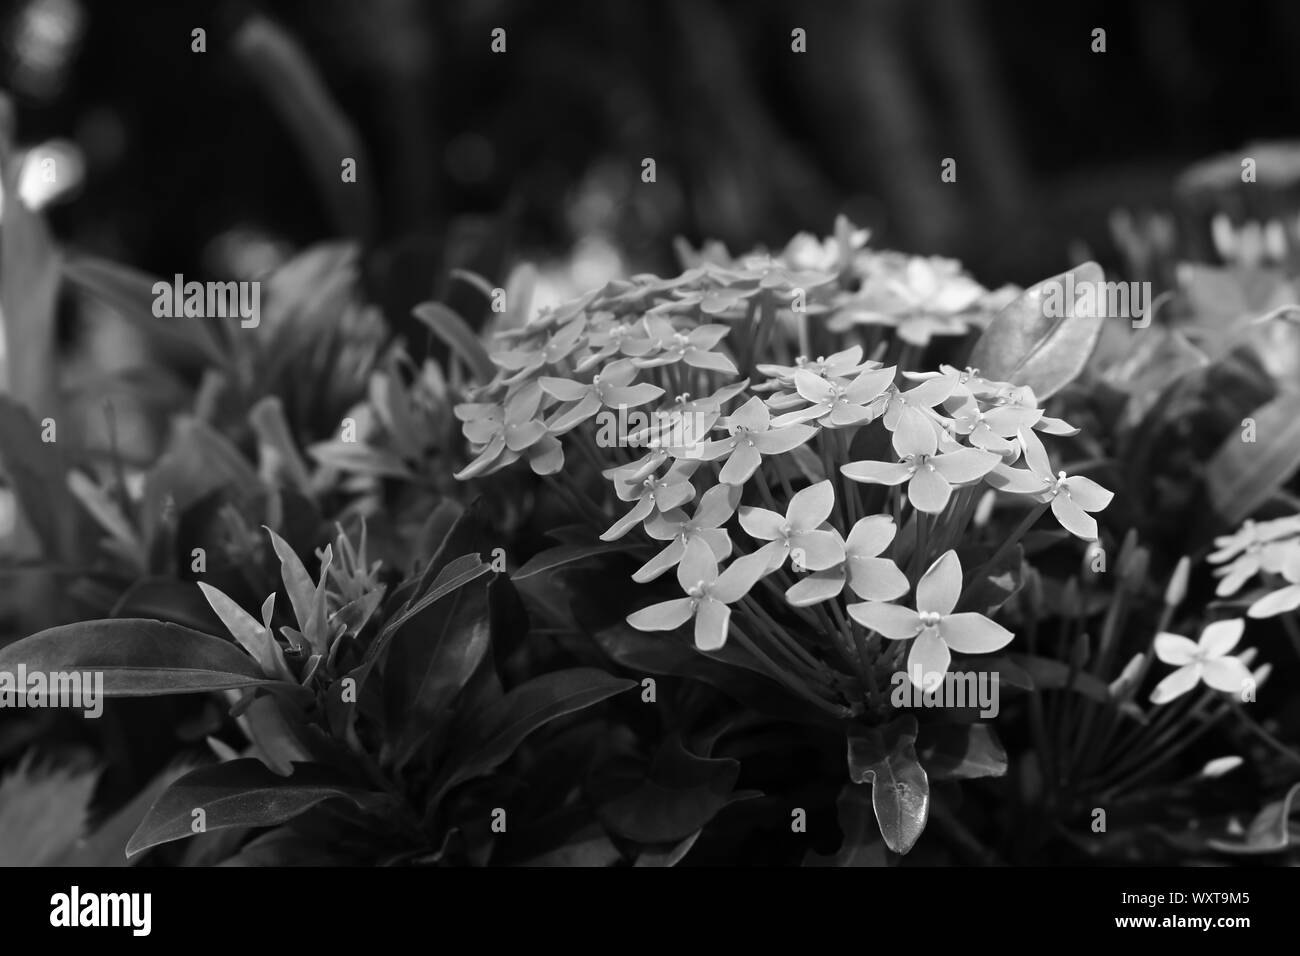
[4,0,1297,306]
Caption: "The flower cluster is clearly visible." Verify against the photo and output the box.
[454,222,1115,709]
[1207,514,1300,617]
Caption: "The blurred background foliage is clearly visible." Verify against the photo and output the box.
[9,0,1300,305]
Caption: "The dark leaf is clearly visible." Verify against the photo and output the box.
[413,302,496,384]
[0,619,277,696]
[435,668,635,801]
[125,759,379,857]
[592,734,743,843]
[803,784,895,867]
[846,716,930,855]
[968,262,1106,400]
[1205,389,1300,526]
[917,723,1008,781]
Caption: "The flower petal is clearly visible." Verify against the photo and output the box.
[719,441,763,485]
[1201,656,1253,695]
[752,423,815,455]
[906,629,951,687]
[710,551,771,604]
[1016,426,1053,479]
[931,447,999,484]
[785,569,846,606]
[727,396,770,431]
[841,460,912,486]
[845,514,897,558]
[788,480,835,530]
[1149,664,1199,704]
[917,550,962,615]
[794,369,836,404]
[892,407,939,459]
[1051,494,1098,541]
[692,483,741,528]
[940,612,1013,654]
[847,601,922,640]
[676,536,720,591]
[1247,584,1300,619]
[739,505,785,541]
[790,529,846,572]
[907,466,953,514]
[1063,476,1113,512]
[633,539,686,583]
[846,556,910,601]
[628,598,696,632]
[1154,632,1199,666]
[1199,618,1245,658]
[694,598,731,650]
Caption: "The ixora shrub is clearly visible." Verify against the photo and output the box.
[447,221,1139,855]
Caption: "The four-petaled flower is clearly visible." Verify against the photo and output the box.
[943,393,1042,457]
[841,407,999,514]
[631,317,738,374]
[455,381,560,479]
[491,315,587,383]
[771,365,896,428]
[636,484,739,583]
[847,550,1013,684]
[1150,619,1252,704]
[602,459,700,541]
[701,396,816,484]
[1005,427,1113,541]
[627,537,768,650]
[1209,516,1300,597]
[539,358,665,434]
[786,514,909,606]
[1246,549,1300,619]
[739,480,846,573]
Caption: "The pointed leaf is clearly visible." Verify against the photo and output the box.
[0,619,278,696]
[125,759,379,857]
[967,262,1106,400]
[846,716,930,855]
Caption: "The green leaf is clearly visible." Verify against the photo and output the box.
[263,526,318,636]
[967,262,1106,400]
[846,716,930,855]
[232,16,376,241]
[0,758,97,866]
[54,762,195,866]
[125,759,379,857]
[592,734,743,843]
[435,668,636,801]
[384,570,492,762]
[0,144,60,417]
[413,302,496,383]
[0,394,81,560]
[142,417,262,535]
[62,255,227,368]
[1207,782,1300,855]
[111,577,226,634]
[512,543,629,582]
[1206,389,1300,526]
[0,619,277,696]
[803,784,895,867]
[917,723,1008,781]
[1007,653,1115,707]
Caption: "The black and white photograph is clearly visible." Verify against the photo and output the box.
[0,0,1293,934]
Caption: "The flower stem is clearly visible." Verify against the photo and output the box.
[1231,700,1300,767]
